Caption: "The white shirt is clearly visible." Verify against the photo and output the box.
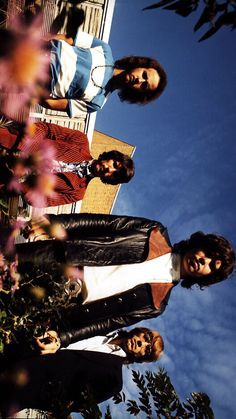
[82,253,180,304]
[65,332,126,357]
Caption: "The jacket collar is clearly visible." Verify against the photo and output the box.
[150,282,176,310]
[147,227,172,260]
[147,227,176,309]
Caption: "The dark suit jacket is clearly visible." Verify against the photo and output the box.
[0,350,123,416]
[0,122,92,206]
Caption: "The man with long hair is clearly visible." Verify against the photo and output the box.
[0,122,134,206]
[0,327,163,417]
[41,32,167,117]
[17,213,235,348]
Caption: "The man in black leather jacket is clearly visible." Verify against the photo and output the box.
[16,213,235,349]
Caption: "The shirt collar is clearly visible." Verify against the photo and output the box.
[86,160,94,177]
[171,253,181,282]
[106,332,127,357]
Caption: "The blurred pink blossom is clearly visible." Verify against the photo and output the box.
[25,172,57,207]
[0,15,49,120]
[3,137,58,207]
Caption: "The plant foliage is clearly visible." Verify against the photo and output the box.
[143,0,236,41]
[112,367,214,419]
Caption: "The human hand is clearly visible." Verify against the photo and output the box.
[22,216,50,241]
[35,330,61,355]
[22,216,66,242]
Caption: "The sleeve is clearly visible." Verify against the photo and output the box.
[24,176,85,207]
[59,310,159,348]
[16,239,66,266]
[45,190,84,207]
[39,122,89,147]
[46,213,162,239]
[32,122,50,139]
[74,30,109,50]
[68,98,101,118]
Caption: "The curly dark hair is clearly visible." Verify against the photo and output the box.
[118,327,164,364]
[173,232,236,288]
[114,56,167,104]
[98,150,135,185]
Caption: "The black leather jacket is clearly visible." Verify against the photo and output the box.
[59,282,174,347]
[16,213,173,347]
[16,213,167,266]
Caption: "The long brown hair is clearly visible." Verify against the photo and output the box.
[173,232,235,288]
[115,56,167,104]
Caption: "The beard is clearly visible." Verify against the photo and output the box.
[89,159,100,176]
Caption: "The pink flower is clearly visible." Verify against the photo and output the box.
[50,223,67,240]
[23,138,57,173]
[7,177,25,194]
[25,173,57,207]
[0,16,49,121]
[3,135,59,206]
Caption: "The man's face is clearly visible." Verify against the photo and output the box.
[123,67,160,92]
[180,249,222,279]
[92,159,122,180]
[124,330,159,360]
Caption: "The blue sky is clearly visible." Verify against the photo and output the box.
[94,1,236,418]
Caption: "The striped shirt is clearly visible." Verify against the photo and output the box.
[49,31,114,118]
